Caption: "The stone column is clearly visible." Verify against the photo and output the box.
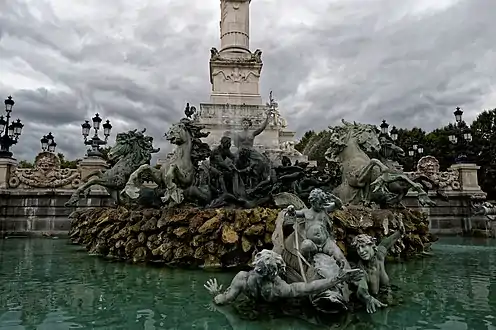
[449,163,482,192]
[0,158,17,189]
[78,156,108,193]
[220,0,251,54]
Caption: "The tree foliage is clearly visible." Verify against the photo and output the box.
[470,109,496,198]
[295,130,316,152]
[18,160,34,168]
[57,153,81,169]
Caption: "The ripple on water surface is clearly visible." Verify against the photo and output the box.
[0,237,495,329]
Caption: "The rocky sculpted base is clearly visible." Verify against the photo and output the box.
[69,206,437,268]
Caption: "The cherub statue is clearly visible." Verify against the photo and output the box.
[351,221,405,313]
[285,188,347,267]
[204,249,363,305]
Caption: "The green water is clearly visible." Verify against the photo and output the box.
[0,237,495,330]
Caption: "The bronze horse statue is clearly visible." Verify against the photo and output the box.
[324,120,435,207]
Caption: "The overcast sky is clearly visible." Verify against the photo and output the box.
[1,0,495,162]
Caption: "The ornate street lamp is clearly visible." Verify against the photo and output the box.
[0,96,24,158]
[390,126,399,141]
[448,107,472,163]
[41,132,57,152]
[81,113,112,157]
[40,135,48,151]
[408,143,423,171]
[378,120,402,162]
[48,140,57,153]
[379,120,398,141]
[380,119,389,136]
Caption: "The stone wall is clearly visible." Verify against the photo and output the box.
[0,189,112,236]
[403,157,488,236]
[0,152,111,237]
[404,192,487,235]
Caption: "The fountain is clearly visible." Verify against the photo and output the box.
[69,106,437,317]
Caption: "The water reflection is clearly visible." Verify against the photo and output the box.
[0,237,494,329]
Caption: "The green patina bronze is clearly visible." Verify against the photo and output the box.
[65,129,160,207]
[325,119,435,208]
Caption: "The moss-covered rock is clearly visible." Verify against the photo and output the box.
[69,205,436,268]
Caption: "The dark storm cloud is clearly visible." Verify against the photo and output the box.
[0,0,495,162]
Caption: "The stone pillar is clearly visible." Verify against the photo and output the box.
[220,0,251,54]
[0,158,17,189]
[78,156,108,192]
[449,163,482,192]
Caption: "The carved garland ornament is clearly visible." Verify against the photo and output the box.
[8,152,81,189]
[213,68,260,83]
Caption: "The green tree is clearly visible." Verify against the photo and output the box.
[393,127,427,171]
[470,108,496,199]
[295,130,316,152]
[303,129,333,167]
[18,160,34,168]
[57,153,81,169]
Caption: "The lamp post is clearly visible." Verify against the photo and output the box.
[379,120,399,141]
[408,143,424,171]
[378,120,401,162]
[448,107,472,163]
[40,132,57,153]
[81,113,112,157]
[0,96,24,158]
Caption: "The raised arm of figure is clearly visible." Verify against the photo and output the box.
[326,193,343,211]
[274,269,363,299]
[356,277,388,313]
[204,272,248,305]
[379,221,405,252]
[285,205,305,218]
[252,112,270,137]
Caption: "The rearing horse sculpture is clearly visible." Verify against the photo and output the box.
[122,118,210,207]
[325,119,435,207]
[65,129,160,207]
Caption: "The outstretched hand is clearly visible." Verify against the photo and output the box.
[204,278,223,296]
[366,296,387,313]
[338,268,364,283]
[285,205,296,216]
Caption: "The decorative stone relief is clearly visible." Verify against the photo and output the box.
[213,68,260,83]
[279,141,303,156]
[8,152,81,189]
[406,156,461,191]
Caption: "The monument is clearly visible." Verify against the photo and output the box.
[158,0,306,165]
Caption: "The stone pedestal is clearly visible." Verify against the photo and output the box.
[0,158,17,189]
[449,163,482,192]
[78,157,108,192]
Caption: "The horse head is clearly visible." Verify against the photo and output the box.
[352,123,381,154]
[165,123,190,146]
